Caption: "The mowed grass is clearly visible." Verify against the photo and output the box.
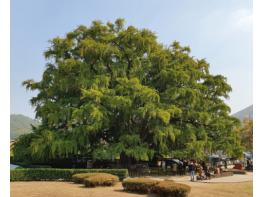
[11,181,252,197]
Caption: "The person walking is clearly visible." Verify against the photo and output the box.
[188,161,196,181]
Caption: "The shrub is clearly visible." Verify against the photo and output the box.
[72,173,98,183]
[226,169,247,174]
[153,180,191,197]
[122,178,191,197]
[10,168,128,181]
[211,171,234,178]
[83,173,119,187]
[122,178,160,193]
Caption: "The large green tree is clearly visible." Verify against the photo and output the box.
[14,19,242,165]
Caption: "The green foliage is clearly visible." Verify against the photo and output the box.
[93,134,154,161]
[13,128,78,163]
[238,118,253,151]
[12,133,35,162]
[10,168,128,181]
[14,18,241,164]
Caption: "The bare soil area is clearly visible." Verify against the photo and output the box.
[11,181,252,197]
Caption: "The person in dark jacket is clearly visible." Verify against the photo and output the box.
[202,161,210,179]
[188,161,196,181]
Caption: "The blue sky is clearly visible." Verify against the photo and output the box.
[11,0,252,119]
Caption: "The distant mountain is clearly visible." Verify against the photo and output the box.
[10,114,39,140]
[232,105,253,121]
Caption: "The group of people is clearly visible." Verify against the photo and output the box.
[160,159,227,181]
[188,161,211,181]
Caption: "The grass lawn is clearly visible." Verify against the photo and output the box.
[11,181,252,197]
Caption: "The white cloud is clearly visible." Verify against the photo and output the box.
[232,8,252,31]
[197,7,252,43]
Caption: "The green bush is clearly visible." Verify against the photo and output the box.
[153,180,191,197]
[83,173,119,187]
[122,178,160,193]
[10,168,128,181]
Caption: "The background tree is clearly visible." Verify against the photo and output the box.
[14,19,242,165]
[237,118,253,151]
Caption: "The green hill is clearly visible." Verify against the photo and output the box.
[10,114,39,140]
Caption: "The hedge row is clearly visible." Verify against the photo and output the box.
[122,178,191,197]
[10,168,128,181]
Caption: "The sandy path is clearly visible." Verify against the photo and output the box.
[11,182,156,197]
[149,172,253,183]
[11,181,252,197]
[186,182,252,197]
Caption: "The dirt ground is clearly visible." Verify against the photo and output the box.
[185,182,252,197]
[11,181,252,197]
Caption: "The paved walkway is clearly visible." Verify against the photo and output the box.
[148,172,253,183]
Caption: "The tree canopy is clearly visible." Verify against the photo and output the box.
[13,19,242,165]
[237,118,253,151]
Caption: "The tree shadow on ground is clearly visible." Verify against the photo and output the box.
[114,189,157,197]
[67,182,88,188]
